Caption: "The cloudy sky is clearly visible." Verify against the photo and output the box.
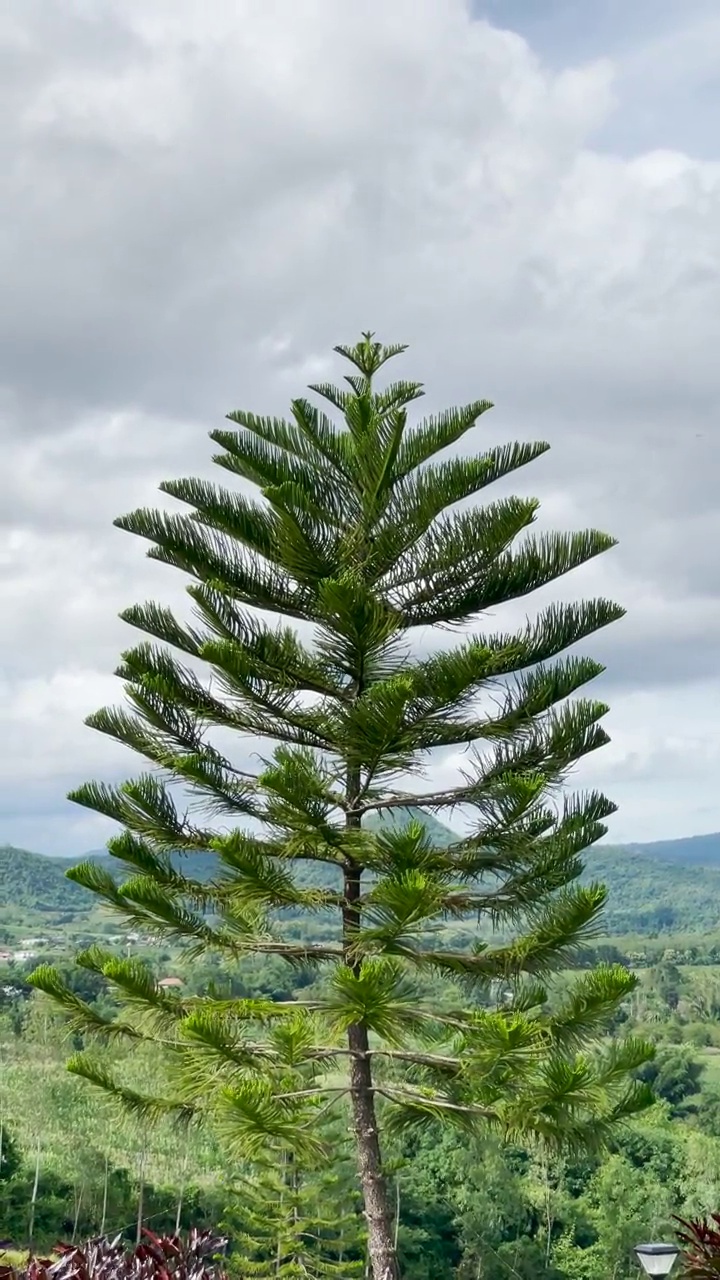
[2,0,719,856]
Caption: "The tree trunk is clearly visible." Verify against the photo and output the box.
[290,1155,304,1274]
[344,760,398,1280]
[136,1145,146,1245]
[348,1023,398,1280]
[175,1148,188,1235]
[28,1138,41,1248]
[101,1154,109,1237]
[72,1183,84,1243]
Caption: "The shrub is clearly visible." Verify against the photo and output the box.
[0,1230,228,1280]
[675,1214,720,1279]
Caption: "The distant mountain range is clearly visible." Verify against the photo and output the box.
[1,819,719,937]
[625,831,720,867]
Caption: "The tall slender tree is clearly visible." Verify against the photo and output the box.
[33,335,653,1280]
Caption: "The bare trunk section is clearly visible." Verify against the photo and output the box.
[28,1137,41,1249]
[343,661,399,1280]
[136,1144,146,1246]
[101,1153,109,1237]
[343,787,398,1280]
[175,1147,189,1235]
[72,1183,84,1243]
[348,1023,398,1280]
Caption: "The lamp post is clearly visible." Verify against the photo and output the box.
[634,1244,681,1279]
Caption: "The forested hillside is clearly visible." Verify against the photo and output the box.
[3,822,720,936]
[583,844,720,934]
[0,845,91,913]
[5,906,720,1274]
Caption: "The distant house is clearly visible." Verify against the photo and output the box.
[0,950,13,964]
[158,976,184,989]
[12,950,37,963]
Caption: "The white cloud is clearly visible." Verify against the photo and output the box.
[2,0,719,853]
[575,683,720,843]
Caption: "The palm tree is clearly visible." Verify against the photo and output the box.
[32,334,653,1280]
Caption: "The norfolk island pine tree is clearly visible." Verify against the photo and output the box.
[32,335,654,1280]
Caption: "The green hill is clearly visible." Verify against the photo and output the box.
[0,845,92,913]
[77,807,455,886]
[583,844,720,935]
[5,809,455,916]
[366,807,456,846]
[7,820,720,937]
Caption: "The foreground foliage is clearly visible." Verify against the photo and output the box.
[33,335,653,1278]
[3,981,720,1280]
[676,1215,720,1280]
[0,1231,228,1280]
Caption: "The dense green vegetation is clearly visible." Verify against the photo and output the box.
[2,940,720,1277]
[1,839,720,1269]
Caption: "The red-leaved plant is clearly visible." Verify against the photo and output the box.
[675,1214,720,1280]
[0,1230,228,1280]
